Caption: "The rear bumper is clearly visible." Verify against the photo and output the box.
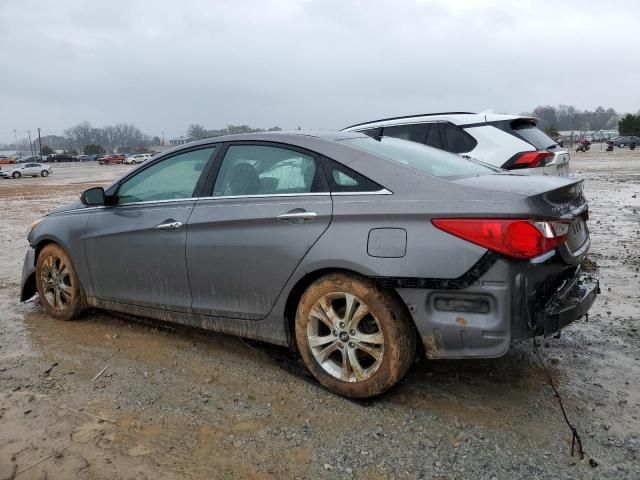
[395,256,598,359]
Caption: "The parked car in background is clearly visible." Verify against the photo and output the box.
[612,136,640,148]
[75,154,89,162]
[0,156,17,164]
[17,156,38,163]
[342,112,570,176]
[124,153,152,164]
[21,131,597,398]
[49,154,75,163]
[1,162,51,179]
[98,154,126,165]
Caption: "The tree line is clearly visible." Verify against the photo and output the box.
[186,124,282,140]
[3,122,284,156]
[523,105,621,132]
[5,112,640,156]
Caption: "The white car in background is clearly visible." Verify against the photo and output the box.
[124,153,152,165]
[342,112,570,176]
[0,162,51,179]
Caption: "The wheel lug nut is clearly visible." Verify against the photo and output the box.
[350,330,355,335]
[349,342,354,348]
[333,330,338,336]
[339,322,345,328]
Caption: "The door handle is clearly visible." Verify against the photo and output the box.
[155,221,183,230]
[277,211,318,223]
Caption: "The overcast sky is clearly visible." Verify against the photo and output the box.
[1,0,639,143]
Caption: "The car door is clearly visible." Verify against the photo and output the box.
[84,146,217,312]
[23,163,37,175]
[187,142,332,319]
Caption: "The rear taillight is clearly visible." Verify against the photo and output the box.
[503,151,554,170]
[432,218,570,260]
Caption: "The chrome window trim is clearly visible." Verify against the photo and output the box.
[197,188,392,200]
[116,197,197,206]
[331,188,393,196]
[60,188,393,212]
[201,192,330,200]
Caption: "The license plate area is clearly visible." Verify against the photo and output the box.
[566,217,588,252]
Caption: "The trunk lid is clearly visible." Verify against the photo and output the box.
[453,173,589,263]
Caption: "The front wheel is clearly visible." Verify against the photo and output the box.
[35,244,84,320]
[41,170,49,177]
[295,273,416,398]
[12,171,21,179]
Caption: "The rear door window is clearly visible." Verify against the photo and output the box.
[426,123,443,149]
[440,123,477,153]
[213,145,324,196]
[382,124,429,143]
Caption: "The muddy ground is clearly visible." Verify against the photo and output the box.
[0,152,638,479]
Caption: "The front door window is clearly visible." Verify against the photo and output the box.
[117,147,215,204]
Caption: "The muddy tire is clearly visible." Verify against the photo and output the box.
[41,170,49,177]
[12,171,21,179]
[35,244,84,321]
[295,273,416,398]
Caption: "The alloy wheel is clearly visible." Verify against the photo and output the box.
[307,292,384,382]
[40,255,73,311]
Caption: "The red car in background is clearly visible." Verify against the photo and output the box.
[98,154,126,165]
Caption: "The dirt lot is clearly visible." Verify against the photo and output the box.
[0,153,639,479]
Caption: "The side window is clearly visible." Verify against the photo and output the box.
[359,127,382,138]
[213,145,322,196]
[116,147,215,204]
[382,124,428,143]
[322,158,383,193]
[426,123,443,149]
[440,123,477,153]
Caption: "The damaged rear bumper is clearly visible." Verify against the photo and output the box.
[535,268,600,338]
[394,257,599,359]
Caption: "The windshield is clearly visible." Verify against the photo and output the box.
[341,136,499,178]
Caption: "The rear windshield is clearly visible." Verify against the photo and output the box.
[341,136,498,178]
[511,120,557,149]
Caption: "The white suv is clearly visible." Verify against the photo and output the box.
[124,153,152,165]
[342,112,570,176]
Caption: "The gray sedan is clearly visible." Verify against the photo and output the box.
[21,131,598,398]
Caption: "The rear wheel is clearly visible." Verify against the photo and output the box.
[12,171,21,179]
[295,273,416,398]
[35,244,84,320]
[41,170,49,177]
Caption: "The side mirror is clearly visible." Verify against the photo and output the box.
[80,187,105,206]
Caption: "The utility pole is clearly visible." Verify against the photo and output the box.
[13,129,19,157]
[27,130,33,157]
[37,128,42,159]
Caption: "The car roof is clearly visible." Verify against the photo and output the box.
[156,130,368,157]
[342,112,536,130]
